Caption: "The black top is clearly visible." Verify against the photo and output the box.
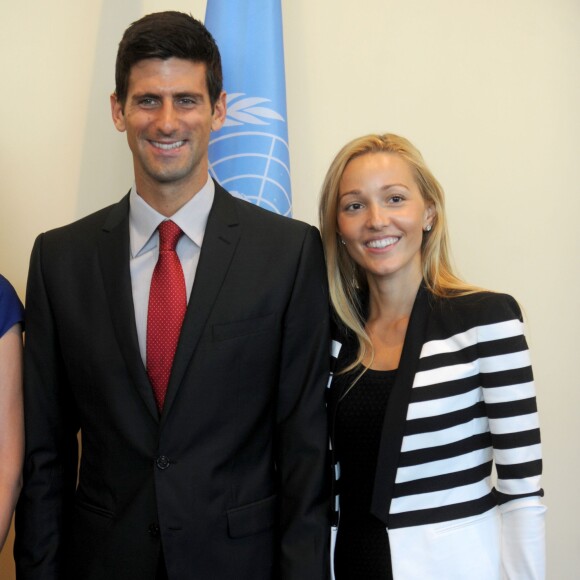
[334,367,396,580]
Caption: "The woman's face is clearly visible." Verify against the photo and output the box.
[337,152,433,286]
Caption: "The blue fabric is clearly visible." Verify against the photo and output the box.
[205,0,293,216]
[0,274,24,337]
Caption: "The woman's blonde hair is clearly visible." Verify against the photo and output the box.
[319,133,479,370]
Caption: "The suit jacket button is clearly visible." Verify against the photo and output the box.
[156,455,170,470]
[148,523,160,537]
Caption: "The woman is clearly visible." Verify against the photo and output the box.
[0,274,24,552]
[319,134,545,579]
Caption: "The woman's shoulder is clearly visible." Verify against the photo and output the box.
[0,274,21,304]
[430,290,523,329]
[0,274,24,337]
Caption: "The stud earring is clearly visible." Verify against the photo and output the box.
[340,238,346,245]
[424,224,432,232]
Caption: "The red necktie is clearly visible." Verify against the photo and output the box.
[147,220,186,411]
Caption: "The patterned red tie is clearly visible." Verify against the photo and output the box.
[147,220,187,411]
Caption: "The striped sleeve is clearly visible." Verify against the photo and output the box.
[388,292,544,530]
[478,294,543,504]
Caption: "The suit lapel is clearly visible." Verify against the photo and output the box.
[161,183,241,419]
[98,195,159,421]
[370,284,432,524]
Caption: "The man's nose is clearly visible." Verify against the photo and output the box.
[156,101,179,134]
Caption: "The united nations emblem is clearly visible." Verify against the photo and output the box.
[209,93,292,216]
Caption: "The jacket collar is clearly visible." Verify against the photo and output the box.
[371,283,432,523]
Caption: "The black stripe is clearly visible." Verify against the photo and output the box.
[486,397,537,419]
[388,495,496,529]
[399,433,491,467]
[493,488,544,505]
[477,335,527,358]
[405,401,486,435]
[496,459,542,480]
[482,366,533,388]
[492,428,541,450]
[418,336,527,373]
[410,375,479,403]
[393,461,492,497]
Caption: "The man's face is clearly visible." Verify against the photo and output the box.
[111,57,226,196]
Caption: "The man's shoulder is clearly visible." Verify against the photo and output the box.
[219,186,312,237]
[41,196,128,242]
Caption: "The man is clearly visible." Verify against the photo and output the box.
[15,11,330,580]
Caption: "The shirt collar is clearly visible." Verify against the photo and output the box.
[129,176,215,258]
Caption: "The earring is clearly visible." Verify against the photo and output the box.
[424,224,432,232]
[340,238,346,245]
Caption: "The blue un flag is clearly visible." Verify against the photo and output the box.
[205,0,292,216]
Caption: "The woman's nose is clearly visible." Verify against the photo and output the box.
[366,204,388,230]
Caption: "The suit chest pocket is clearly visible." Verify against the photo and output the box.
[212,313,275,343]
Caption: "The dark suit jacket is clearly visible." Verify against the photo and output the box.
[15,183,330,580]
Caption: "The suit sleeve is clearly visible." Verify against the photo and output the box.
[15,234,80,579]
[275,225,331,580]
[478,294,546,579]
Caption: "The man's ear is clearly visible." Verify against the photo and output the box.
[110,93,126,133]
[211,91,227,132]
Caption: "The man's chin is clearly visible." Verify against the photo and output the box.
[144,166,193,185]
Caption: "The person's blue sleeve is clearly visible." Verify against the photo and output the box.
[0,274,24,337]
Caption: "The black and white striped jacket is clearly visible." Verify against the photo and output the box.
[328,286,545,579]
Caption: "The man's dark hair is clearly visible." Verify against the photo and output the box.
[115,11,223,108]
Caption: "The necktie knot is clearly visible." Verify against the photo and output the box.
[158,220,183,252]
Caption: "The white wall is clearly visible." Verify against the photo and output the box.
[1,1,578,578]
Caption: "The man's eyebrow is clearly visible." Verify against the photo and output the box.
[130,92,159,101]
[130,91,206,101]
[174,91,205,99]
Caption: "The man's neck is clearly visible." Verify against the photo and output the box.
[135,175,209,217]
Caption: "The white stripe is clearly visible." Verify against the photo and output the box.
[331,339,341,358]
[479,350,530,374]
[391,478,491,514]
[496,474,542,496]
[421,327,478,357]
[407,387,483,420]
[483,381,536,404]
[478,318,523,342]
[494,443,542,466]
[413,362,478,388]
[489,413,540,435]
[401,417,490,452]
[420,319,523,358]
[395,448,492,484]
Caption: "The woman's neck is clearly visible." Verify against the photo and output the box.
[362,271,423,371]
[366,270,422,324]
